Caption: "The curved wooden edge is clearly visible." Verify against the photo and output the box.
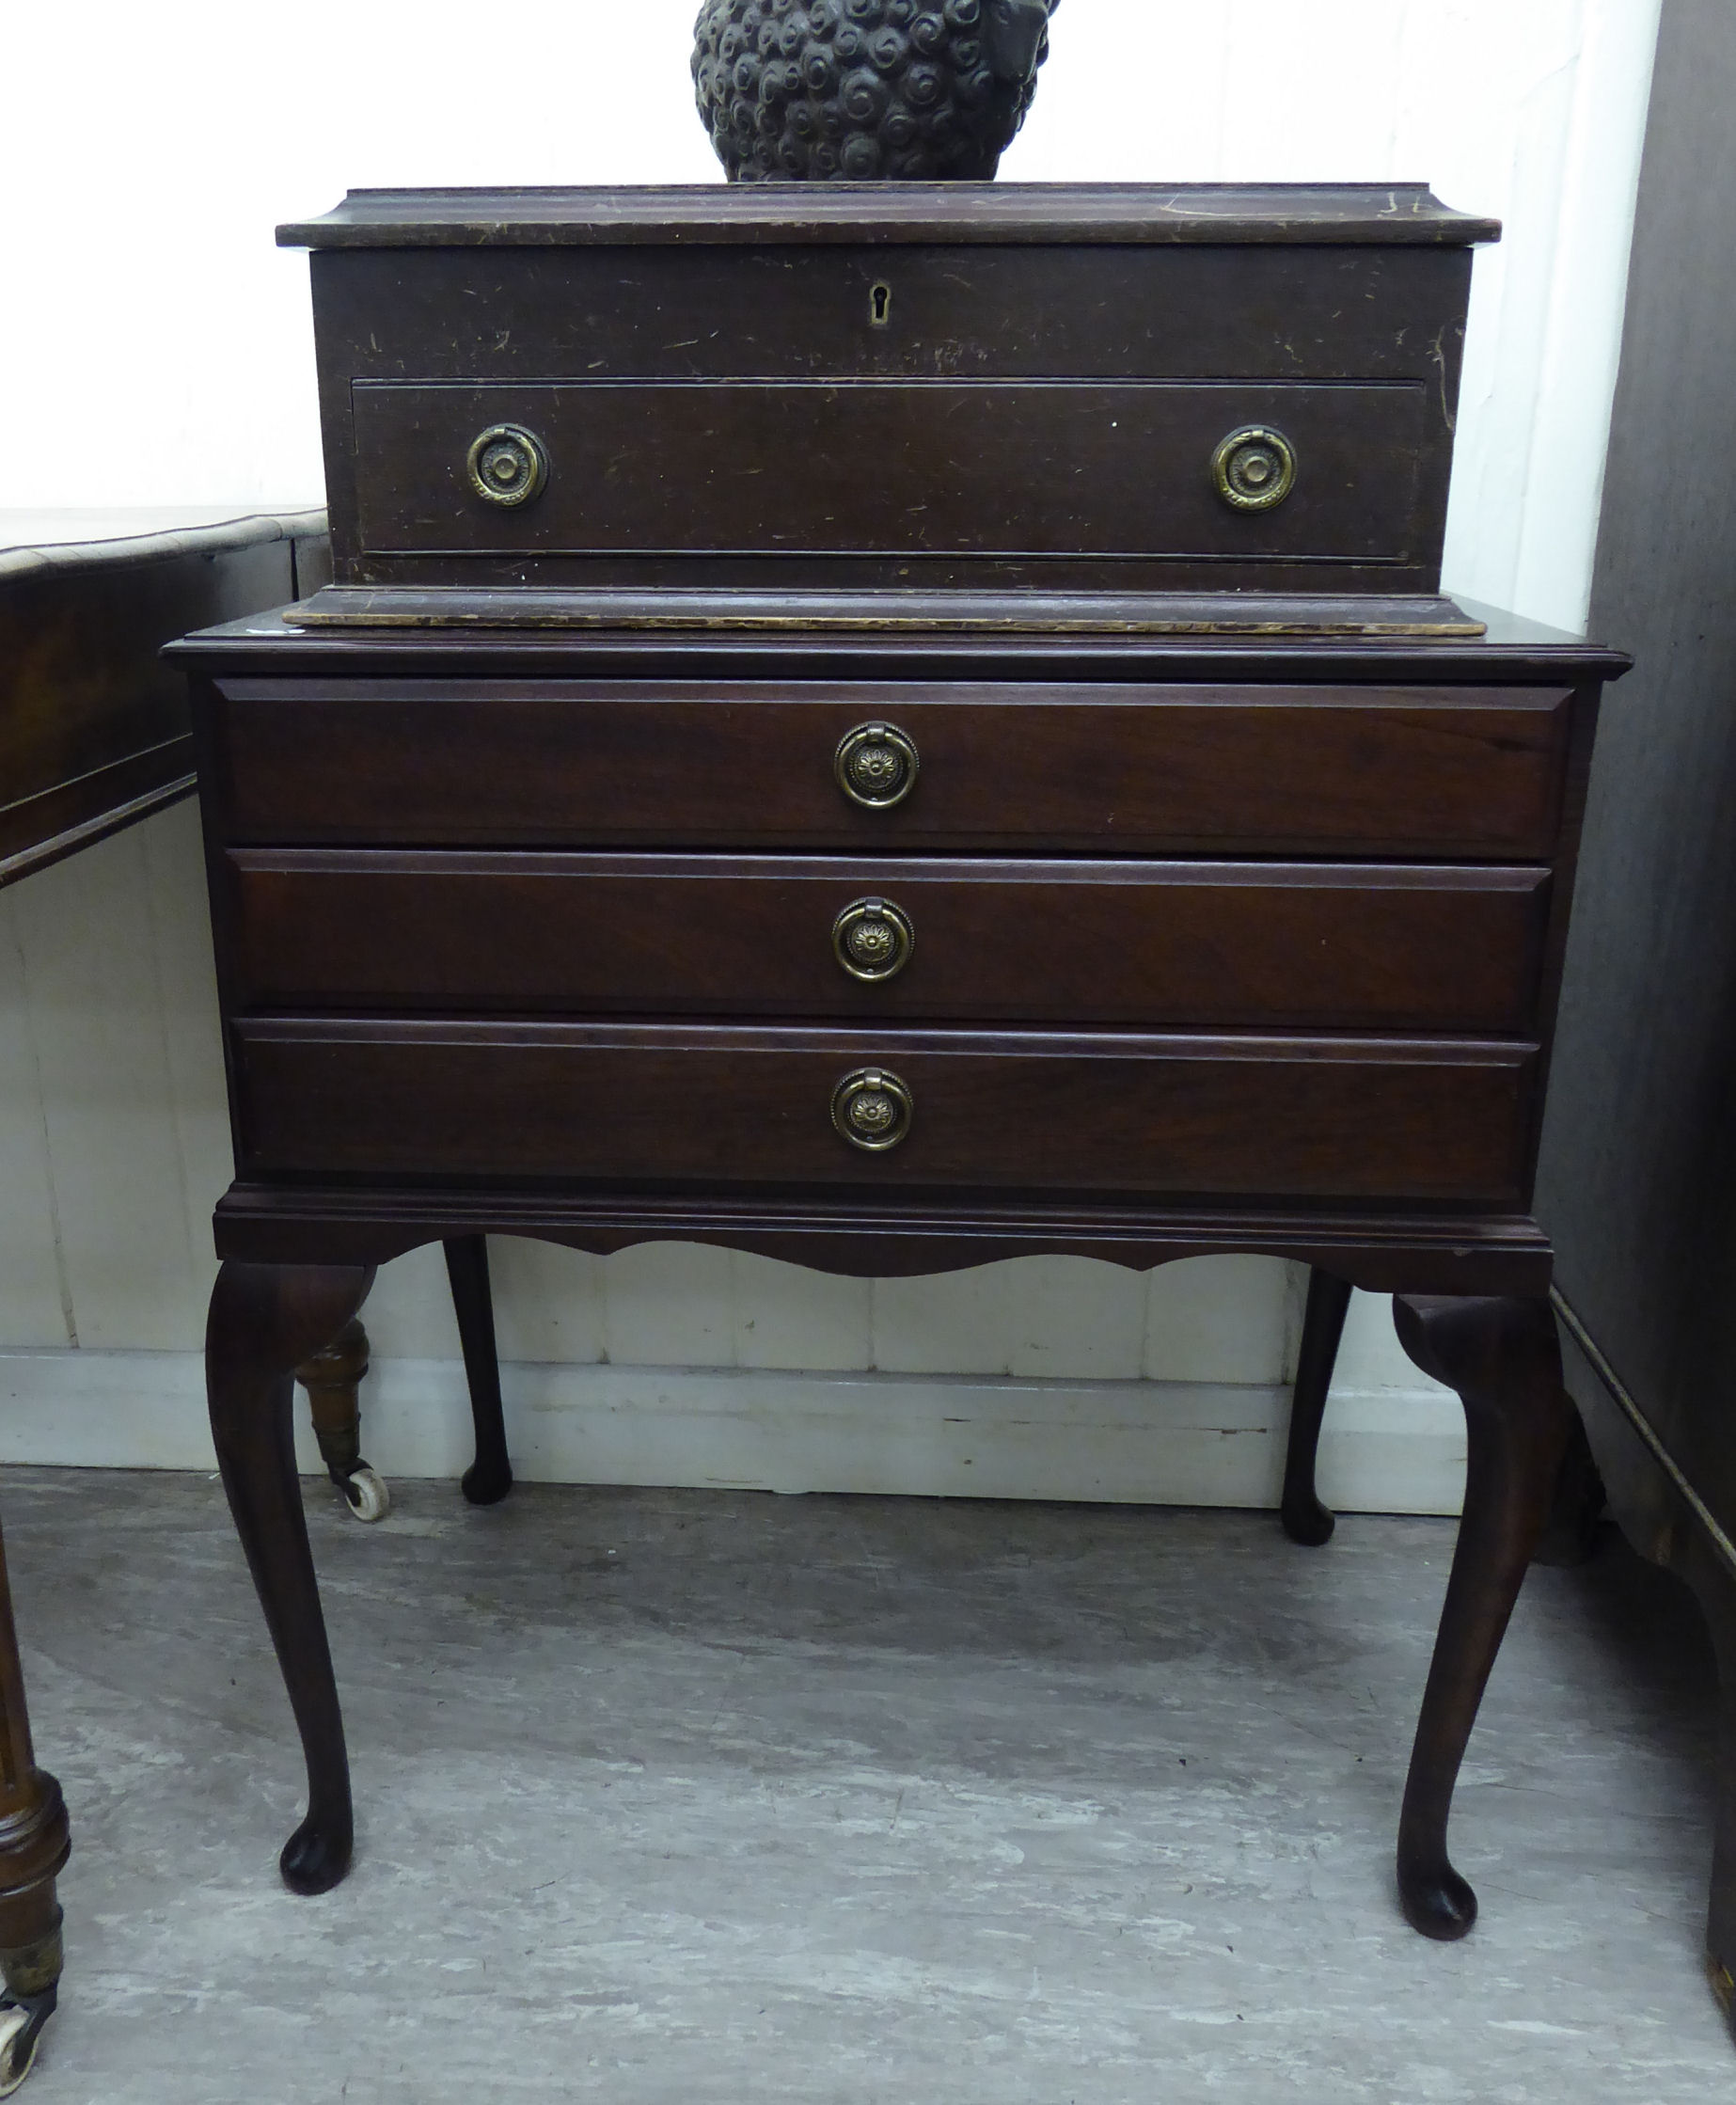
[0,509,325,582]
[213,1185,1553,1295]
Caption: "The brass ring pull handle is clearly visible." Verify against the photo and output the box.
[466,423,548,508]
[830,1067,913,1152]
[1211,425,1296,513]
[831,897,915,983]
[834,722,919,809]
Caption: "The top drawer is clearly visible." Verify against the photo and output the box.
[204,678,1573,859]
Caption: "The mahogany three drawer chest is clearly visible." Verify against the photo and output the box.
[169,184,1628,1942]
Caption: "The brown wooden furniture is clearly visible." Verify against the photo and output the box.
[0,505,407,1529]
[172,186,1626,1944]
[1,510,325,885]
[1523,1,1736,2036]
[0,506,324,2089]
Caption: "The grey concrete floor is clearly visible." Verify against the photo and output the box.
[0,1465,1728,2103]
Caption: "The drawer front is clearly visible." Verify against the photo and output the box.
[232,1021,1535,1206]
[317,244,1468,388]
[353,381,1425,564]
[210,682,1572,860]
[224,852,1551,1035]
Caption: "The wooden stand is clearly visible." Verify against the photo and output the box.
[174,183,1627,1950]
[209,1210,1580,1938]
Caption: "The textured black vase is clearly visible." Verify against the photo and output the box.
[692,0,1059,182]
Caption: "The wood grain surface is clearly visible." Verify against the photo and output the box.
[222,849,1550,1033]
[230,1018,1536,1205]
[206,679,1573,859]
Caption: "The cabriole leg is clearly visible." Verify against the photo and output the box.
[296,1317,389,1523]
[0,1514,68,2095]
[1391,1294,1572,1939]
[444,1236,513,1506]
[207,1259,374,1894]
[1281,1267,1352,1545]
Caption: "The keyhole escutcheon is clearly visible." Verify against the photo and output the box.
[870,281,892,327]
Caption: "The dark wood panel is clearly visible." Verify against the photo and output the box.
[306,225,1471,594]
[1527,5,1736,1998]
[353,380,1426,563]
[212,1180,1554,1296]
[232,1019,1536,1205]
[337,552,1453,596]
[289,583,1484,632]
[1,742,194,886]
[283,182,1502,247]
[208,681,1572,858]
[1539,0,1736,1524]
[169,604,1630,684]
[309,242,1473,387]
[0,528,307,884]
[224,850,1551,1033]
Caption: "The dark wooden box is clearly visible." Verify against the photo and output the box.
[277,183,1498,635]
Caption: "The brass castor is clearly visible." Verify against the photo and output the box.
[0,1911,64,2097]
[0,1991,54,2097]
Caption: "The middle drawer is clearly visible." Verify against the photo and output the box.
[223,852,1549,1034]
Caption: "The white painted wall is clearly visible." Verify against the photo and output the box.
[0,1,1660,1502]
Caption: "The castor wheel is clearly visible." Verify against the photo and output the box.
[0,1992,55,2097]
[338,1464,390,1523]
[296,1319,390,1522]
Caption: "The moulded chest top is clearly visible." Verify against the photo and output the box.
[277,182,1502,250]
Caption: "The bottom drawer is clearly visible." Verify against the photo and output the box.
[233,1021,1535,1206]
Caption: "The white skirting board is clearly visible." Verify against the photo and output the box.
[0,1350,1466,1514]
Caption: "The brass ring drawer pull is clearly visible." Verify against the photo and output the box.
[834,721,919,809]
[831,896,914,982]
[831,1067,913,1152]
[1211,424,1296,512]
[466,423,548,508]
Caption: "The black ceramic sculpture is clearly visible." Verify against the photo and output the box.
[693,0,1059,182]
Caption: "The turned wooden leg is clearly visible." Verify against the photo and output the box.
[0,1513,68,2092]
[1281,1267,1351,1545]
[444,1236,513,1507]
[295,1318,388,1522]
[1390,1294,1573,1939]
[207,1259,374,1895]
